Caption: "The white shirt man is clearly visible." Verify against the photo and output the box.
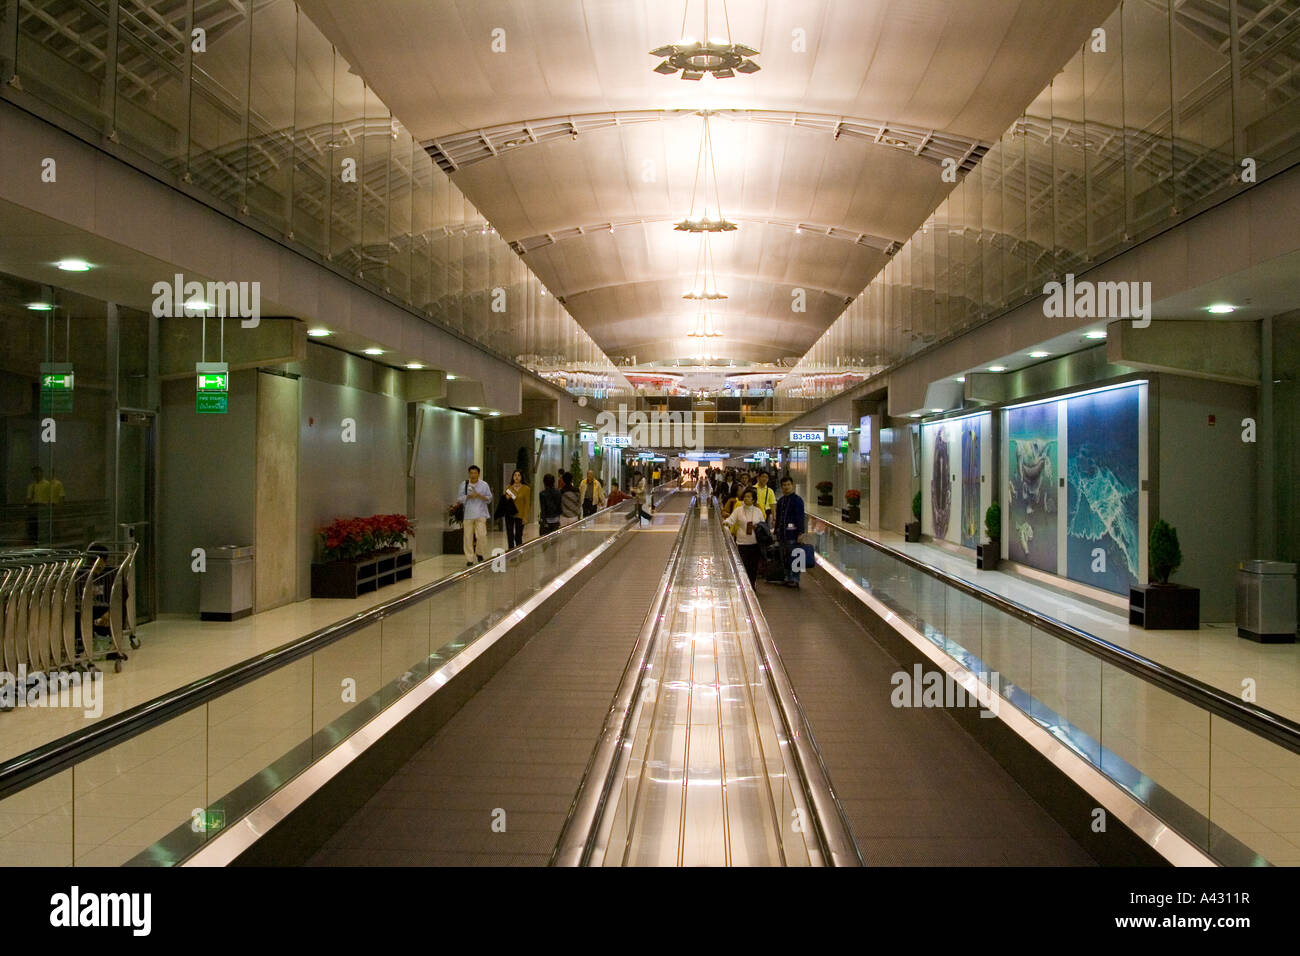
[457,466,493,566]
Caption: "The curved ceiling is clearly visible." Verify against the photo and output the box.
[299,0,1119,365]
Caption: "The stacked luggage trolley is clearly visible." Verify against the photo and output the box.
[0,543,140,709]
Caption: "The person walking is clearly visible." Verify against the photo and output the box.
[725,488,766,585]
[502,469,530,549]
[578,469,605,517]
[630,470,651,525]
[538,473,562,535]
[752,470,776,524]
[457,465,493,566]
[774,475,806,587]
[560,471,581,527]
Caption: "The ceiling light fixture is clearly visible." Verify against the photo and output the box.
[307,328,332,337]
[650,1,759,80]
[446,374,457,380]
[675,113,737,233]
[1206,303,1236,314]
[27,302,53,311]
[682,230,727,300]
[55,259,91,272]
[1083,330,1107,340]
[1029,351,1050,358]
[988,365,1007,373]
[405,363,424,370]
[363,348,384,355]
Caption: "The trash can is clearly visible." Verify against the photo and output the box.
[1236,560,1297,643]
[200,545,255,622]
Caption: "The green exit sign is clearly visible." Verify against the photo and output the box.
[39,363,74,414]
[196,361,229,414]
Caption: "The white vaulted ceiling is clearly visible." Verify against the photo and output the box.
[299,0,1118,364]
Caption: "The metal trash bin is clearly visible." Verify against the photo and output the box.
[200,545,255,622]
[1236,560,1297,643]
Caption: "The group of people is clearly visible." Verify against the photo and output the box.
[455,464,655,566]
[697,466,806,588]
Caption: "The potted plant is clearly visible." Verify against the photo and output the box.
[977,502,1000,570]
[905,490,922,542]
[842,489,861,523]
[1129,519,1199,629]
[312,513,415,598]
[816,481,834,507]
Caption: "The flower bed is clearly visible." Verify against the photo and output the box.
[319,513,413,563]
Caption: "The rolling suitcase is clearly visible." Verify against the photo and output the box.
[763,544,787,583]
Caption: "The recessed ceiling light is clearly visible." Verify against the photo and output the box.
[307,328,332,337]
[1029,351,1050,358]
[446,374,457,380]
[909,413,923,418]
[55,259,91,272]
[1206,303,1236,314]
[467,406,481,412]
[988,366,1007,373]
[489,411,500,417]
[405,363,424,370]
[954,376,965,383]
[27,302,53,311]
[186,299,214,312]
[931,408,945,413]
[1083,330,1107,340]
[363,348,384,355]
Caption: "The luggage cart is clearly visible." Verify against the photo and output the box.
[83,543,139,673]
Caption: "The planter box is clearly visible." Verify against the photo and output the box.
[977,543,1000,570]
[1130,584,1200,630]
[841,505,860,524]
[311,548,413,599]
[816,495,834,507]
[905,521,922,543]
[442,527,464,555]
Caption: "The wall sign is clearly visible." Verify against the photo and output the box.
[603,434,630,447]
[827,423,849,438]
[579,430,598,443]
[39,363,74,414]
[789,429,825,443]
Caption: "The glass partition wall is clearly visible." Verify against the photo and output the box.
[809,517,1300,867]
[1,0,630,400]
[779,0,1300,402]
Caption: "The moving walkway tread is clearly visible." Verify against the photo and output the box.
[755,571,1094,866]
[309,508,685,866]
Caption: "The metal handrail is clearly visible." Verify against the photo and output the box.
[550,493,696,866]
[808,516,1300,756]
[0,496,648,802]
[716,501,864,866]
